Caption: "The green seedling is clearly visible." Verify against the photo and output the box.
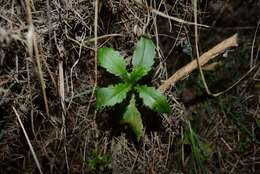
[181,39,193,57]
[87,150,111,171]
[183,121,211,173]
[256,118,260,129]
[96,37,171,141]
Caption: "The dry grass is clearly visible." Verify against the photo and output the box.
[0,0,259,173]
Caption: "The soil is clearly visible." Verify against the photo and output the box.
[0,0,259,173]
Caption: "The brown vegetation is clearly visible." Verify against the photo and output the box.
[0,0,259,173]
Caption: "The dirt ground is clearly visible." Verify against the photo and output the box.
[0,0,259,173]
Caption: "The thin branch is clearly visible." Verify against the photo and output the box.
[159,34,238,92]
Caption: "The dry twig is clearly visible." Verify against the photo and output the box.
[159,34,238,92]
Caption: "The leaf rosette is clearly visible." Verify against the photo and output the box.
[96,36,171,140]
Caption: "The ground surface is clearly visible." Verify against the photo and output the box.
[0,0,259,173]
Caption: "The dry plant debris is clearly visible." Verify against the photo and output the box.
[0,0,259,173]
[159,33,238,92]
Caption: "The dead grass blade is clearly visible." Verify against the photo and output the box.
[86,0,99,117]
[25,0,49,115]
[150,8,209,28]
[32,32,50,115]
[12,107,43,174]
[250,20,260,68]
[58,61,70,171]
[133,0,209,28]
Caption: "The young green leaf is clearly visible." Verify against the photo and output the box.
[127,67,147,83]
[132,37,155,73]
[136,85,171,113]
[121,95,143,141]
[98,47,128,79]
[96,83,131,109]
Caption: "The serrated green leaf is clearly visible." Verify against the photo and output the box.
[132,37,155,73]
[96,83,131,109]
[121,95,143,141]
[128,67,147,83]
[98,47,128,79]
[136,85,171,113]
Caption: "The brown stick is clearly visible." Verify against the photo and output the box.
[159,34,238,92]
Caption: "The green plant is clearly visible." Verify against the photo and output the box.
[256,118,260,129]
[181,39,193,57]
[183,121,211,173]
[96,37,171,141]
[87,150,111,171]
